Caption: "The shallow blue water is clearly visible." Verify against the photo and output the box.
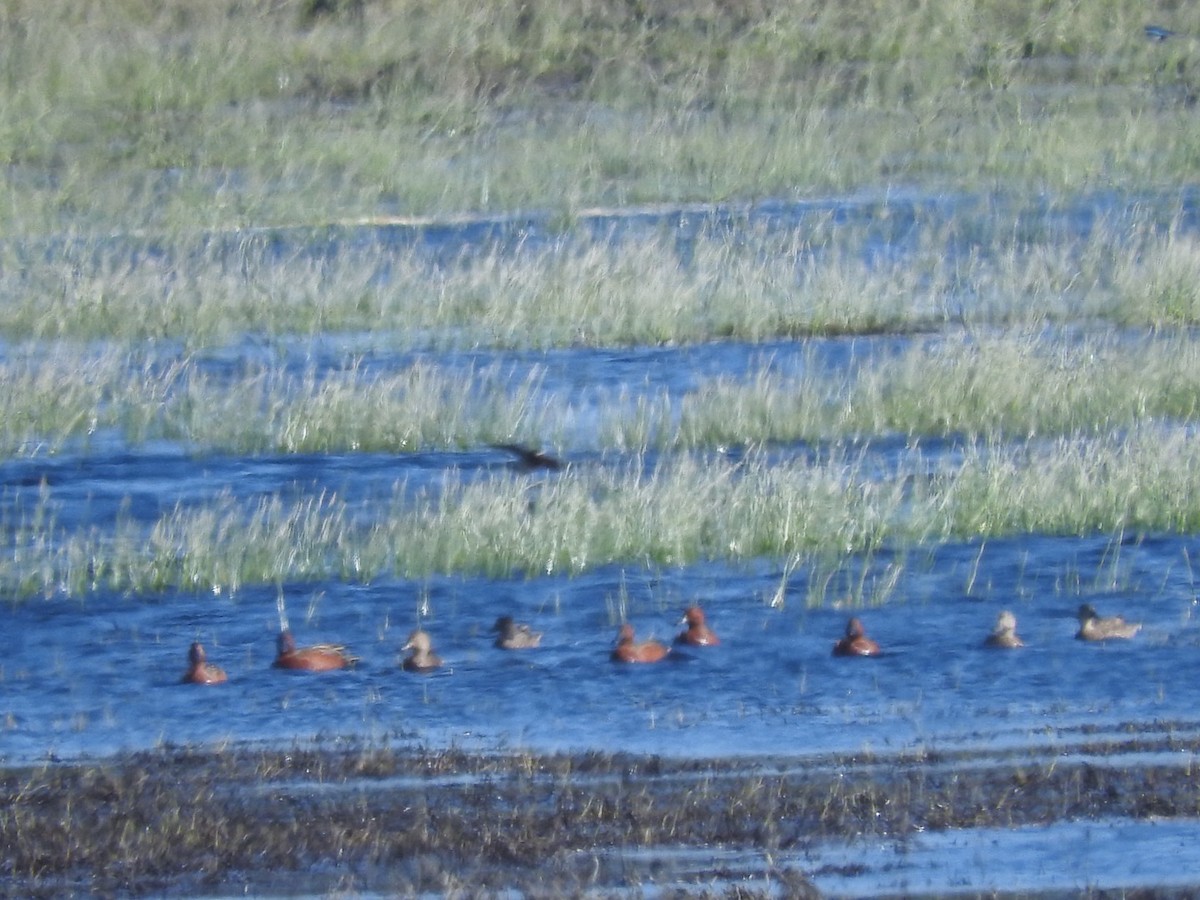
[4,525,1200,765]
[783,816,1200,897]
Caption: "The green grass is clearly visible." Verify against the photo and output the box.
[3,426,1197,599]
[3,209,1200,349]
[669,331,1200,447]
[1,1,1200,599]
[2,329,1198,457]
[2,0,1200,233]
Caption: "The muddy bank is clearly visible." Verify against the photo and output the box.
[5,729,1200,898]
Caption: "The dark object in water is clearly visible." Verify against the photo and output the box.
[1145,24,1175,41]
[493,443,563,472]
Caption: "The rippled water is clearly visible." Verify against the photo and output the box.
[792,816,1200,897]
[6,525,1200,766]
[6,190,1200,895]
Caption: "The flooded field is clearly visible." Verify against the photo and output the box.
[4,192,1200,896]
[7,731,1200,897]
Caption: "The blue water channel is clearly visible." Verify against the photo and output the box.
[5,524,1200,764]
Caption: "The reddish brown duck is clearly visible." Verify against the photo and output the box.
[182,642,228,685]
[612,623,669,663]
[832,617,881,657]
[675,605,720,647]
[273,629,355,672]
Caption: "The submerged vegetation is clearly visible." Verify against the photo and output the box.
[5,734,1200,896]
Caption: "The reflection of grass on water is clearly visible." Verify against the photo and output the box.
[5,429,1200,599]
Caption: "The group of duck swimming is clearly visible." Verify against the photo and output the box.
[181,601,1141,684]
[183,622,450,685]
[831,603,1142,656]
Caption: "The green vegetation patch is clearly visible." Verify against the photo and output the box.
[4,428,1198,599]
[2,1,1200,231]
[2,330,1198,457]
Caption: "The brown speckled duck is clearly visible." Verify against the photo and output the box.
[984,611,1024,649]
[1076,604,1141,641]
[492,616,542,650]
[402,629,444,672]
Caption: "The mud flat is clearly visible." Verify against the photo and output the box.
[5,722,1200,897]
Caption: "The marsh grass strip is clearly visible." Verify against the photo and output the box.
[5,429,1200,598]
[4,1,1200,233]
[2,330,1199,457]
[4,210,1200,349]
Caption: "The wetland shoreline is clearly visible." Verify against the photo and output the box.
[6,727,1200,898]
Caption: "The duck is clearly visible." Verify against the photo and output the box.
[675,605,720,646]
[832,617,881,657]
[182,642,227,685]
[612,623,669,663]
[1076,603,1141,641]
[402,629,444,672]
[984,610,1024,648]
[493,443,563,472]
[272,629,356,672]
[492,616,542,649]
